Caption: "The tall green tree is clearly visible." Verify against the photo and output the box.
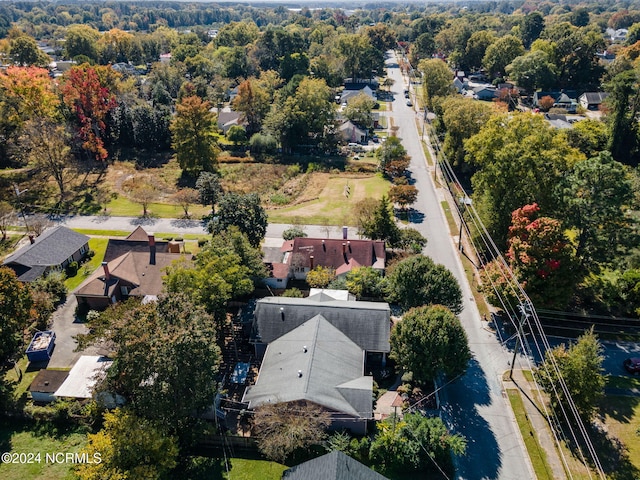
[386,255,462,313]
[461,30,496,71]
[83,295,220,440]
[561,152,635,271]
[0,266,32,364]
[465,113,584,245]
[605,68,640,165]
[208,192,267,248]
[391,305,470,383]
[9,35,50,67]
[170,96,218,174]
[418,58,454,110]
[359,195,401,247]
[520,11,545,48]
[439,96,494,171]
[64,24,100,62]
[343,92,377,129]
[536,328,606,421]
[506,50,557,92]
[482,35,524,78]
[195,171,222,216]
[232,78,270,136]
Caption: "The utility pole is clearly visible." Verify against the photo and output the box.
[13,184,29,232]
[509,303,531,380]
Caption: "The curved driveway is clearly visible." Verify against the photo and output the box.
[384,52,534,480]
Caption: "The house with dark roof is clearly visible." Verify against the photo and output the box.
[533,90,578,112]
[281,237,385,281]
[282,451,389,480]
[29,370,69,403]
[252,293,391,358]
[578,92,608,110]
[243,315,374,434]
[3,226,89,282]
[75,229,189,309]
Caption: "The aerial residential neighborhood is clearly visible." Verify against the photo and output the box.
[0,1,640,479]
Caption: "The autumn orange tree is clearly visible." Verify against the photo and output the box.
[61,64,118,161]
[0,66,59,126]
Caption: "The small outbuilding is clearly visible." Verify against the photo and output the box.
[29,370,68,404]
[54,356,112,400]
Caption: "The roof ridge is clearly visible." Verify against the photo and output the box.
[303,317,322,394]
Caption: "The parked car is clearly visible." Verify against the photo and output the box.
[623,358,640,374]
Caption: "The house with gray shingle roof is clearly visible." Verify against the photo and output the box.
[283,450,389,480]
[243,315,374,434]
[252,294,391,357]
[3,226,89,282]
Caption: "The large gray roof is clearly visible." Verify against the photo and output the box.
[283,451,389,480]
[243,315,373,419]
[4,226,89,268]
[254,295,390,353]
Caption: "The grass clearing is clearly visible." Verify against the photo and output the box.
[105,196,209,219]
[64,238,109,292]
[267,174,390,225]
[226,458,287,479]
[506,389,554,480]
[0,423,86,480]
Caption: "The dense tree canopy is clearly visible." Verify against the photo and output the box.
[536,328,606,421]
[386,255,463,313]
[0,266,33,364]
[391,305,470,383]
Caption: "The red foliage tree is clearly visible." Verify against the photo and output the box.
[506,203,576,308]
[61,65,117,161]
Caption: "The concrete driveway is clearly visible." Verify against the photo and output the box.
[46,294,104,369]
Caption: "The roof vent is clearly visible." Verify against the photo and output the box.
[303,345,308,353]
[280,307,285,321]
[297,370,303,378]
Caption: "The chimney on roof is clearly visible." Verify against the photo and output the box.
[28,234,34,245]
[148,233,156,265]
[309,255,314,270]
[102,261,110,280]
[342,226,348,239]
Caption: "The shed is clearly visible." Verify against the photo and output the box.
[29,370,68,403]
[54,356,112,400]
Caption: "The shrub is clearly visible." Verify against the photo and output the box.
[197,238,208,247]
[282,226,307,240]
[66,261,79,277]
[282,288,304,298]
[86,249,95,259]
[269,193,290,205]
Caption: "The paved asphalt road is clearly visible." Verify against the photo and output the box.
[385,52,534,480]
[52,214,357,241]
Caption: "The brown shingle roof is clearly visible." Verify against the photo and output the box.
[75,251,190,298]
[284,238,385,273]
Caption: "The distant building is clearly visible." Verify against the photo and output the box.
[578,92,608,110]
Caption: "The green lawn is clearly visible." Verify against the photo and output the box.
[64,238,109,292]
[226,459,286,479]
[105,196,209,219]
[71,229,207,241]
[267,175,390,225]
[506,389,554,480]
[0,423,86,480]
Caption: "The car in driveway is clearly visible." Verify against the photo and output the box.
[624,357,640,374]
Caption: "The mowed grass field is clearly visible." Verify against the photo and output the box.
[267,173,390,225]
